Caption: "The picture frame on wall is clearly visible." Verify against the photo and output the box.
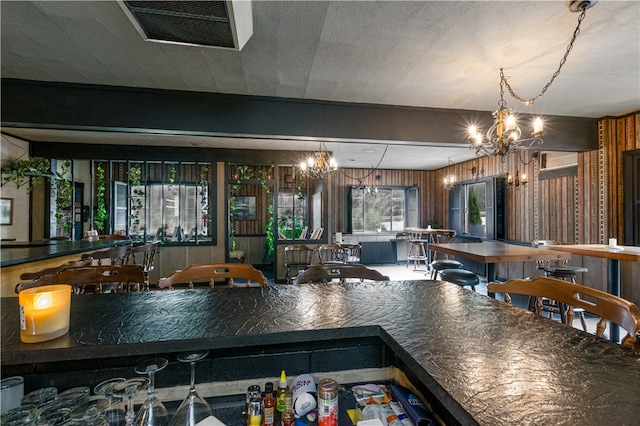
[230,196,257,220]
[1,198,14,226]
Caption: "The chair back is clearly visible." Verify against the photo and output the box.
[487,277,640,349]
[81,245,131,266]
[16,265,146,294]
[309,228,324,240]
[343,243,361,264]
[20,259,93,281]
[125,243,158,290]
[283,245,314,266]
[157,263,267,289]
[431,230,456,260]
[98,234,130,240]
[293,264,390,284]
[317,244,345,264]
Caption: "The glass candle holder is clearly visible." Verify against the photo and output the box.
[18,284,72,343]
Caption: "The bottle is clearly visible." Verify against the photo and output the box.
[262,382,275,426]
[248,396,263,426]
[276,370,290,413]
[281,394,294,426]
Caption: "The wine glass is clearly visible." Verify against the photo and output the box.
[95,378,127,426]
[171,350,213,426]
[112,377,149,426]
[134,358,170,426]
[69,395,111,426]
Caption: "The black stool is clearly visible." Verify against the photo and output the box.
[439,269,479,291]
[429,259,462,280]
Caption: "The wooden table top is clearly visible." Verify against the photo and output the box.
[542,244,640,262]
[429,241,571,263]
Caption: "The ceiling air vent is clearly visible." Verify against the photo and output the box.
[118,0,253,50]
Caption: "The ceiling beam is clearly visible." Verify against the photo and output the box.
[1,78,597,151]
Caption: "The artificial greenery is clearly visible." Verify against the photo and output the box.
[228,164,275,262]
[468,187,482,225]
[199,166,210,241]
[128,165,144,236]
[54,160,73,238]
[94,164,109,232]
[1,158,51,193]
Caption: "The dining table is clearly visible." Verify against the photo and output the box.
[540,243,640,342]
[428,241,571,297]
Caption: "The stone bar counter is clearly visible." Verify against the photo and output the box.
[1,239,130,297]
[2,281,639,425]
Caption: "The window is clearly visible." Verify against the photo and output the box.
[351,187,406,233]
[464,182,487,237]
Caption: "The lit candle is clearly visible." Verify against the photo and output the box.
[506,114,516,131]
[520,173,528,184]
[19,285,71,343]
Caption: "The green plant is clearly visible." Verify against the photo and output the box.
[468,187,482,225]
[1,158,51,193]
[228,164,275,262]
[54,160,73,238]
[128,166,144,232]
[94,164,109,232]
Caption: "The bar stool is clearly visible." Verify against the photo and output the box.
[439,269,479,291]
[429,259,463,280]
[533,241,588,330]
[406,228,428,272]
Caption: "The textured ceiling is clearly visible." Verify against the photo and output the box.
[1,0,639,170]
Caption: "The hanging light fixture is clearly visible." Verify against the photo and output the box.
[468,0,595,158]
[298,142,338,179]
[443,157,456,191]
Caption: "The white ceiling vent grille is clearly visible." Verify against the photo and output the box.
[119,0,253,50]
[540,151,578,171]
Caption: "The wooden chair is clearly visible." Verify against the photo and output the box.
[81,245,131,266]
[487,276,640,349]
[157,263,267,289]
[19,259,93,281]
[16,265,146,294]
[309,228,324,240]
[317,243,345,265]
[125,243,158,291]
[283,245,314,284]
[293,264,390,284]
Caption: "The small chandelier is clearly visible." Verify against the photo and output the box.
[443,157,455,191]
[298,142,338,179]
[468,0,594,158]
[468,71,545,157]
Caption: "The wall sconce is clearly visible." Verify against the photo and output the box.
[443,157,455,191]
[506,169,528,188]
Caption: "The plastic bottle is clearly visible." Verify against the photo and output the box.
[276,370,290,413]
[262,382,275,426]
[281,394,295,426]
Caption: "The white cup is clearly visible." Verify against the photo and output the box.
[335,232,342,243]
[609,238,617,247]
[1,376,24,414]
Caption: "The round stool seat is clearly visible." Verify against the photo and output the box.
[429,259,462,279]
[545,266,588,281]
[440,269,479,290]
[430,259,463,271]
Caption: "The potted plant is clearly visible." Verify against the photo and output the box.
[468,187,485,236]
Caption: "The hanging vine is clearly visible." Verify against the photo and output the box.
[128,165,144,236]
[228,164,275,261]
[94,164,108,232]
[54,160,73,238]
[199,165,210,240]
[1,158,51,193]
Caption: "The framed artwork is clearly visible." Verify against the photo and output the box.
[231,196,257,220]
[1,198,14,225]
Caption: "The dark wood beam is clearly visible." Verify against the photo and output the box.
[2,78,598,151]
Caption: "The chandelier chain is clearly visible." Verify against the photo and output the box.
[501,7,587,105]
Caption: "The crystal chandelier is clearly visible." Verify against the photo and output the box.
[468,0,594,158]
[298,142,338,179]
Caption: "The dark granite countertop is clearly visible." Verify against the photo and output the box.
[0,239,131,267]
[2,281,639,425]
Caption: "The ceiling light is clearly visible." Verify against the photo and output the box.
[298,142,338,180]
[468,0,595,158]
